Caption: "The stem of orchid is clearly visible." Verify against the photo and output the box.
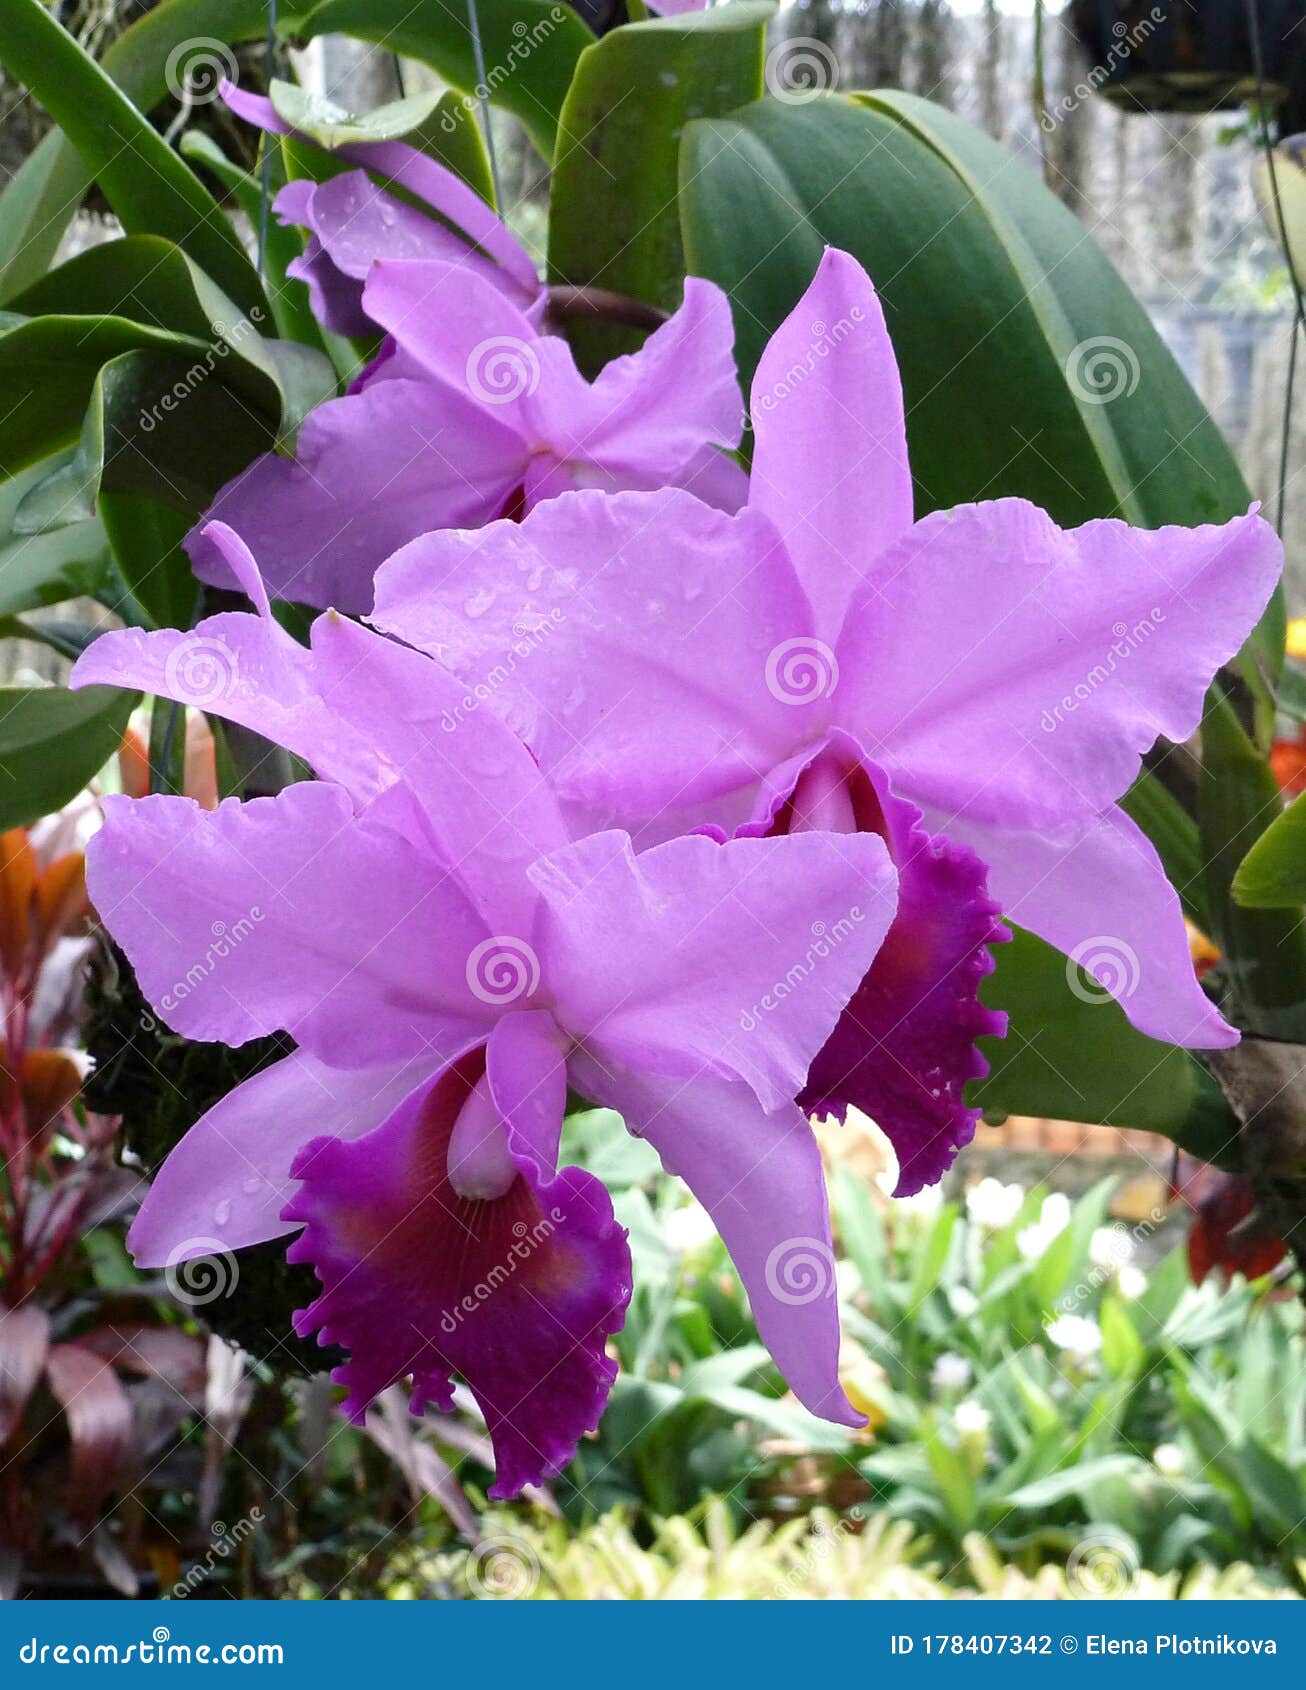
[447,1072,517,1201]
[545,286,669,333]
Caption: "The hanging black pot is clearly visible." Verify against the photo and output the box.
[1068,0,1306,124]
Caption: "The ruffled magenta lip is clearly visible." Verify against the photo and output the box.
[283,1044,632,1501]
[759,730,1010,1196]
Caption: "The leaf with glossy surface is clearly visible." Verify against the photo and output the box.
[0,686,137,831]
[0,0,264,316]
[0,0,285,299]
[298,0,595,159]
[550,3,771,373]
[971,927,1239,1165]
[1235,787,1306,909]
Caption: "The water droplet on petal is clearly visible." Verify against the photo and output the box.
[464,587,498,618]
[213,1199,232,1226]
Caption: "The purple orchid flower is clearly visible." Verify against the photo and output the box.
[220,83,544,335]
[72,525,899,1492]
[371,248,1282,1193]
[186,253,746,615]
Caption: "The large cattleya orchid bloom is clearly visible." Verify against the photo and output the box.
[220,83,544,335]
[72,526,899,1492]
[372,248,1282,1193]
[188,255,745,614]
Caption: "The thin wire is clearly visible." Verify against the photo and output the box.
[257,0,279,277]
[466,0,506,213]
[1244,0,1304,537]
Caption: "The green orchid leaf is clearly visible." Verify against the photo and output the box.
[0,0,293,299]
[1234,787,1306,909]
[971,927,1240,1167]
[0,685,137,830]
[0,0,265,317]
[296,0,596,160]
[549,2,772,374]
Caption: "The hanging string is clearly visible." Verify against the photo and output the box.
[257,0,278,277]
[1244,0,1304,538]
[466,0,507,214]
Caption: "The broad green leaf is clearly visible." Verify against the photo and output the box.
[681,93,1259,533]
[1199,685,1306,1034]
[1234,785,1306,908]
[0,0,264,317]
[298,0,596,160]
[55,347,282,520]
[180,132,326,351]
[4,237,314,426]
[0,685,137,830]
[971,927,1239,1164]
[0,520,110,617]
[1099,1295,1146,1378]
[0,0,286,298]
[549,3,771,374]
[99,496,198,631]
[0,313,210,481]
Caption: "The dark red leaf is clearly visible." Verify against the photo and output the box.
[0,1303,50,1445]
[44,1341,134,1522]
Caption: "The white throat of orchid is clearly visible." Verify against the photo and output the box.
[447,1072,518,1201]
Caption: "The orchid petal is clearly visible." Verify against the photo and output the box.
[750,248,913,638]
[188,379,524,613]
[533,828,897,1112]
[127,1052,439,1265]
[571,1053,860,1427]
[285,1054,629,1497]
[371,488,818,830]
[926,801,1237,1049]
[839,502,1281,828]
[88,784,492,1064]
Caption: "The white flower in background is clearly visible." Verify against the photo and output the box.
[1153,1443,1185,1478]
[1017,1191,1071,1260]
[950,1285,980,1318]
[931,1352,972,1394]
[1089,1226,1134,1270]
[663,1198,717,1256]
[965,1177,1023,1230]
[1046,1313,1103,1359]
[953,1399,991,1436]
[1117,1264,1147,1300]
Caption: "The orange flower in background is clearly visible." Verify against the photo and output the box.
[0,828,89,1003]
